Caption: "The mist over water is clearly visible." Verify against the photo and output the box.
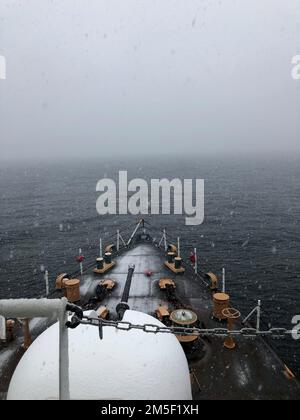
[0,156,299,374]
[1,0,300,161]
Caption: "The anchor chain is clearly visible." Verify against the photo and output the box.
[66,314,293,341]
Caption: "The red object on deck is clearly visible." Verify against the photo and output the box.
[75,255,85,263]
[189,253,196,264]
[145,270,153,277]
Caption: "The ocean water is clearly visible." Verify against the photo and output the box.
[0,156,299,375]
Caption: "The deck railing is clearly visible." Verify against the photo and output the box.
[0,298,70,400]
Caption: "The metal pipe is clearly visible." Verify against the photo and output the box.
[0,298,66,318]
[177,237,180,257]
[79,248,83,275]
[117,231,120,251]
[194,247,198,274]
[163,229,167,252]
[58,301,70,400]
[0,298,70,400]
[256,300,261,331]
[45,270,49,297]
[0,315,6,340]
[222,268,226,293]
[119,233,126,247]
[99,238,102,258]
[241,300,262,329]
[242,306,257,324]
[127,220,142,246]
[158,232,164,247]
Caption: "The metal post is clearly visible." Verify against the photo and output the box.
[177,237,180,258]
[241,300,262,327]
[119,233,126,247]
[256,300,261,331]
[127,220,142,246]
[163,229,167,252]
[194,248,198,274]
[79,248,83,275]
[117,231,119,251]
[158,233,164,247]
[0,315,6,341]
[99,238,103,258]
[222,268,226,293]
[45,270,49,297]
[58,299,70,400]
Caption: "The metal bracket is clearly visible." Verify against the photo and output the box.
[242,300,262,331]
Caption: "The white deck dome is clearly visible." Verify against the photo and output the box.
[7,310,192,400]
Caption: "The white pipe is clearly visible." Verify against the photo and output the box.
[0,298,65,318]
[256,300,261,331]
[194,248,198,274]
[119,233,127,247]
[163,229,167,252]
[99,238,102,258]
[45,270,49,297]
[177,237,180,257]
[127,220,142,246]
[58,301,70,400]
[222,268,226,293]
[79,248,83,275]
[158,233,164,247]
[0,298,70,400]
[0,315,6,340]
[242,306,257,324]
[242,300,262,327]
[117,230,120,252]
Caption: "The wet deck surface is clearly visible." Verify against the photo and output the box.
[81,244,173,315]
[1,240,300,400]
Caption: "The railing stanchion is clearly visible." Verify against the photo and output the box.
[99,238,102,258]
[117,230,120,252]
[59,298,70,400]
[222,268,226,293]
[163,229,167,252]
[45,270,49,297]
[256,300,261,332]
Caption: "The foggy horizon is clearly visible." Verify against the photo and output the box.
[1,0,300,162]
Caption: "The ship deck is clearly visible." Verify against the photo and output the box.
[1,237,300,400]
[79,242,300,400]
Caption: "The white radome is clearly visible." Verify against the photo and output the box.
[7,310,192,400]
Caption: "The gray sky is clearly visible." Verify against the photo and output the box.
[0,0,300,161]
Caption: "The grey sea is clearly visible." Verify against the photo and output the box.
[0,156,299,375]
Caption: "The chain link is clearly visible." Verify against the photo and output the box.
[71,315,293,340]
